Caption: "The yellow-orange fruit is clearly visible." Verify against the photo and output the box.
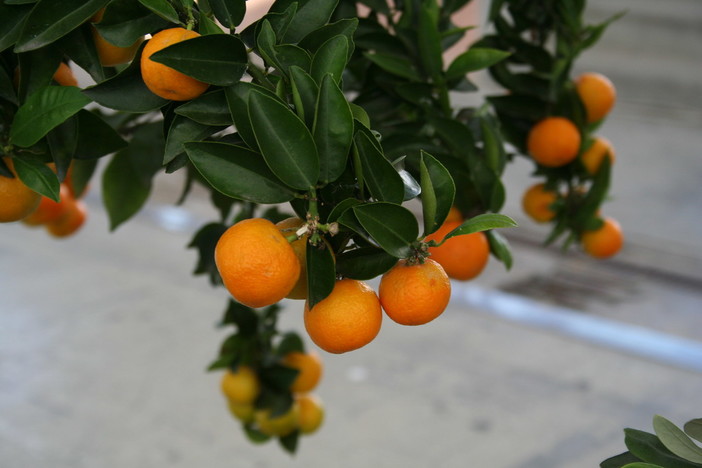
[575,72,616,123]
[282,351,323,393]
[581,136,615,175]
[296,394,324,434]
[527,117,581,167]
[522,183,559,223]
[220,366,260,405]
[0,158,41,223]
[581,217,624,259]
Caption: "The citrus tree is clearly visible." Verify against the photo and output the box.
[0,0,621,454]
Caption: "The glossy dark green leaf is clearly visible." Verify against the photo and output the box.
[313,74,353,184]
[273,44,312,76]
[276,331,305,355]
[364,52,422,81]
[419,151,455,236]
[624,429,699,468]
[164,114,224,164]
[255,20,278,67]
[189,222,228,286]
[353,202,418,258]
[224,81,277,150]
[350,104,370,128]
[175,89,232,126]
[198,12,225,36]
[93,0,167,47]
[46,116,78,176]
[73,110,127,159]
[480,114,506,173]
[441,213,517,242]
[289,66,319,127]
[219,298,259,334]
[67,158,97,199]
[653,415,702,464]
[353,128,404,204]
[621,464,665,468]
[247,91,319,190]
[83,44,168,112]
[311,35,348,84]
[185,141,295,203]
[486,230,513,270]
[10,85,89,147]
[417,0,442,81]
[298,18,357,60]
[684,420,702,445]
[102,122,163,230]
[306,241,336,309]
[58,24,105,83]
[0,3,32,53]
[137,0,179,24]
[276,0,338,44]
[0,67,18,105]
[327,198,361,223]
[14,0,109,52]
[16,44,63,102]
[209,0,246,29]
[446,48,511,80]
[149,34,247,86]
[600,452,643,468]
[335,247,397,280]
[13,156,59,200]
[487,94,548,120]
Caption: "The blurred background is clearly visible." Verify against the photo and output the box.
[1,0,701,467]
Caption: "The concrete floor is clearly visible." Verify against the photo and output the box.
[2,1,702,467]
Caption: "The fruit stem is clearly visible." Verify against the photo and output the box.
[247,63,276,91]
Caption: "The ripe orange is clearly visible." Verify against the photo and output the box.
[527,117,581,167]
[575,72,616,123]
[581,217,624,259]
[424,221,490,281]
[53,62,78,87]
[46,199,87,238]
[581,136,615,175]
[378,259,451,326]
[276,217,308,300]
[445,206,463,223]
[522,183,559,223]
[140,28,209,101]
[304,279,382,354]
[221,366,260,405]
[255,403,300,437]
[282,351,323,393]
[296,394,324,435]
[90,8,142,67]
[214,218,301,308]
[23,183,72,226]
[0,158,41,223]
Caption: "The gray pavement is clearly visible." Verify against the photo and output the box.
[2,0,702,467]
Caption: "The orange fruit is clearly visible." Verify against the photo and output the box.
[0,157,41,223]
[214,218,301,308]
[522,183,559,223]
[140,28,209,101]
[53,62,78,87]
[304,279,382,354]
[46,199,87,238]
[527,117,581,167]
[581,217,624,259]
[255,403,300,437]
[221,366,260,405]
[575,72,616,123]
[424,221,490,281]
[23,184,73,226]
[276,217,309,300]
[378,259,451,326]
[296,394,324,435]
[581,136,615,175]
[227,400,255,423]
[91,8,142,67]
[282,351,323,393]
[445,206,463,223]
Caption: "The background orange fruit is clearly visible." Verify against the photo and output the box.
[23,183,73,226]
[220,366,260,405]
[575,72,616,123]
[53,62,78,87]
[581,136,615,175]
[0,158,41,223]
[254,403,300,437]
[46,199,87,238]
[379,259,451,326]
[140,28,209,101]
[304,279,382,354]
[296,394,324,434]
[424,221,491,281]
[527,117,581,167]
[282,351,323,393]
[214,218,301,308]
[581,217,624,259]
[276,217,309,300]
[522,183,559,223]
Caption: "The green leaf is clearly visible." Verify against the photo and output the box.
[224,81,277,150]
[653,415,702,464]
[149,34,247,86]
[198,12,225,36]
[83,44,168,112]
[277,0,338,44]
[219,298,258,335]
[276,332,305,355]
[93,0,168,47]
[441,213,517,242]
[311,35,348,85]
[446,48,511,80]
[185,141,295,204]
[0,66,18,106]
[327,197,361,223]
[335,247,397,280]
[273,44,312,76]
[13,156,59,200]
[59,24,105,83]
[625,429,702,468]
[298,18,357,60]
[188,222,228,284]
[0,3,32,53]
[67,158,97,199]
[209,0,246,29]
[16,44,63,102]
[247,91,319,190]
[364,51,422,81]
[417,0,443,81]
[289,66,319,128]
[621,463,665,468]
[419,151,455,236]
[600,452,644,468]
[486,230,513,270]
[313,74,353,184]
[164,114,223,164]
[353,128,404,204]
[242,424,271,444]
[10,85,89,147]
[73,110,127,159]
[305,241,336,309]
[14,0,109,52]
[685,420,702,445]
[102,122,164,230]
[137,0,180,24]
[175,89,232,126]
[353,202,418,258]
[46,116,78,175]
